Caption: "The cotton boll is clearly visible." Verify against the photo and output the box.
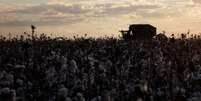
[27,81,33,89]
[0,81,9,88]
[65,97,72,101]
[5,73,14,83]
[15,65,25,69]
[91,96,101,101]
[195,65,201,71]
[143,82,148,93]
[76,92,85,101]
[192,54,199,63]
[98,63,106,73]
[0,87,10,95]
[61,56,68,65]
[0,88,16,101]
[0,72,14,87]
[16,79,23,87]
[0,71,4,80]
[187,92,201,101]
[10,90,16,101]
[70,59,78,74]
[137,97,143,101]
[16,87,25,99]
[57,86,68,99]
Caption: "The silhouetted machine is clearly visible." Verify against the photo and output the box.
[120,24,156,40]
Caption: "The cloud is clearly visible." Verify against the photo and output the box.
[0,3,88,27]
[1,0,201,35]
[0,15,84,27]
[192,0,201,4]
[0,20,81,27]
[86,3,161,18]
[5,4,89,15]
[0,2,161,27]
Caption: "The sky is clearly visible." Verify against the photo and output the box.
[0,0,201,37]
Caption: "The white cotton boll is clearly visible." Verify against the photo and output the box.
[91,96,101,101]
[0,88,16,101]
[61,56,67,64]
[71,60,77,67]
[0,71,4,80]
[141,59,148,67]
[15,65,25,69]
[89,73,95,85]
[0,87,10,95]
[97,96,101,101]
[27,81,33,89]
[143,82,148,93]
[57,86,68,98]
[46,67,56,79]
[106,59,113,67]
[2,70,7,76]
[5,73,14,82]
[77,92,82,97]
[10,89,16,101]
[192,92,201,97]
[187,97,201,101]
[137,97,143,101]
[16,87,24,97]
[173,86,180,94]
[195,65,201,71]
[88,56,97,67]
[98,64,106,73]
[157,88,164,96]
[91,97,97,101]
[56,55,61,61]
[187,92,201,101]
[0,72,14,86]
[6,73,14,85]
[51,51,56,55]
[0,80,11,87]
[192,71,201,81]
[65,97,72,101]
[59,64,68,81]
[16,79,23,86]
[45,67,57,87]
[103,90,111,101]
[192,54,199,63]
[180,88,186,94]
[70,60,78,73]
[76,92,85,101]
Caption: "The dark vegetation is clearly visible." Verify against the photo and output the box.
[0,33,201,101]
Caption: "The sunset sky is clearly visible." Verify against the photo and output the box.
[0,0,201,37]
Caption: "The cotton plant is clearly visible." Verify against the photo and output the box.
[90,96,101,101]
[187,92,201,101]
[69,59,79,74]
[45,66,57,87]
[0,71,14,87]
[0,87,16,101]
[1,36,201,101]
[75,92,85,101]
[57,85,69,100]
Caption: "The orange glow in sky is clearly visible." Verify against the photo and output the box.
[0,0,201,37]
